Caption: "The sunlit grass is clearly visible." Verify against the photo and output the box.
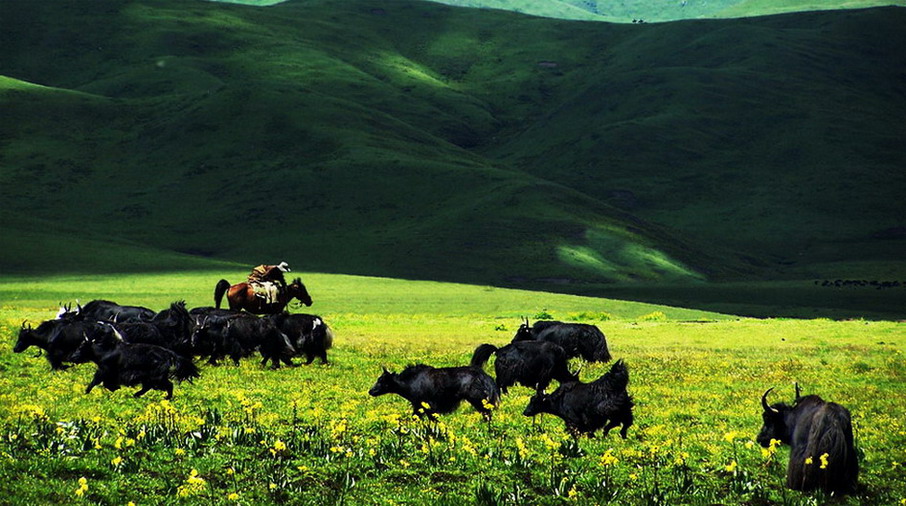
[0,272,903,503]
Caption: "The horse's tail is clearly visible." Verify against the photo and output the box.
[214,279,231,309]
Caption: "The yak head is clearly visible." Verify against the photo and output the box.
[71,332,119,364]
[757,387,793,447]
[69,334,95,363]
[523,392,550,417]
[13,322,35,353]
[368,367,398,397]
[511,317,534,342]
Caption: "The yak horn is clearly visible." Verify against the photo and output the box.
[794,382,801,402]
[761,388,779,414]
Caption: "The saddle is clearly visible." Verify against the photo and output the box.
[251,281,281,304]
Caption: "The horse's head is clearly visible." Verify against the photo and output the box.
[289,278,313,306]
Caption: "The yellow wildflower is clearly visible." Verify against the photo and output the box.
[600,449,618,467]
[111,456,123,467]
[227,492,239,501]
[723,431,738,443]
[805,456,813,465]
[515,437,529,460]
[187,469,204,484]
[819,453,829,469]
[725,461,738,473]
[74,477,88,498]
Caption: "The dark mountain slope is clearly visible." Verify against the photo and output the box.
[0,1,903,299]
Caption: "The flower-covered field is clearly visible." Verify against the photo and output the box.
[0,272,903,504]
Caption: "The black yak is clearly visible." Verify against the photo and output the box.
[523,359,633,438]
[71,333,199,400]
[14,319,122,370]
[221,315,296,368]
[513,318,611,363]
[757,385,859,494]
[269,313,334,365]
[149,301,193,353]
[472,341,578,394]
[57,300,155,323]
[368,348,501,420]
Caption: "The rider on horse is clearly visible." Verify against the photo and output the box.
[248,261,291,304]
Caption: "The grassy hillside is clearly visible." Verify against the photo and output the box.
[210,0,906,22]
[392,0,905,22]
[1,0,904,317]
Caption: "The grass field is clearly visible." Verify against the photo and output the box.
[0,271,903,504]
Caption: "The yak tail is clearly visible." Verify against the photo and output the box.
[214,279,231,309]
[790,406,859,494]
[595,359,629,392]
[322,324,334,350]
[171,356,201,383]
[470,344,498,369]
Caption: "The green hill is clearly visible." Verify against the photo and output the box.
[0,0,904,316]
[210,0,906,22]
[422,0,906,22]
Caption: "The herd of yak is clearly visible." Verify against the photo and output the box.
[13,295,860,495]
[14,299,334,399]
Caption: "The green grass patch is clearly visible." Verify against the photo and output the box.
[0,272,903,504]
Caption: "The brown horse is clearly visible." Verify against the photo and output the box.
[214,277,312,315]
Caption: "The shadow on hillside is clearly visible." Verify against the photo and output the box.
[511,281,906,321]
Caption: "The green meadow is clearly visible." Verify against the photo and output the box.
[0,271,903,504]
[1,0,904,502]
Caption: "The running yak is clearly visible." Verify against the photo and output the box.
[369,347,500,421]
[472,341,578,394]
[757,384,859,495]
[523,359,633,439]
[71,332,200,400]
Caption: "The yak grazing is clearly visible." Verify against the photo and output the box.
[758,384,859,494]
[512,318,611,363]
